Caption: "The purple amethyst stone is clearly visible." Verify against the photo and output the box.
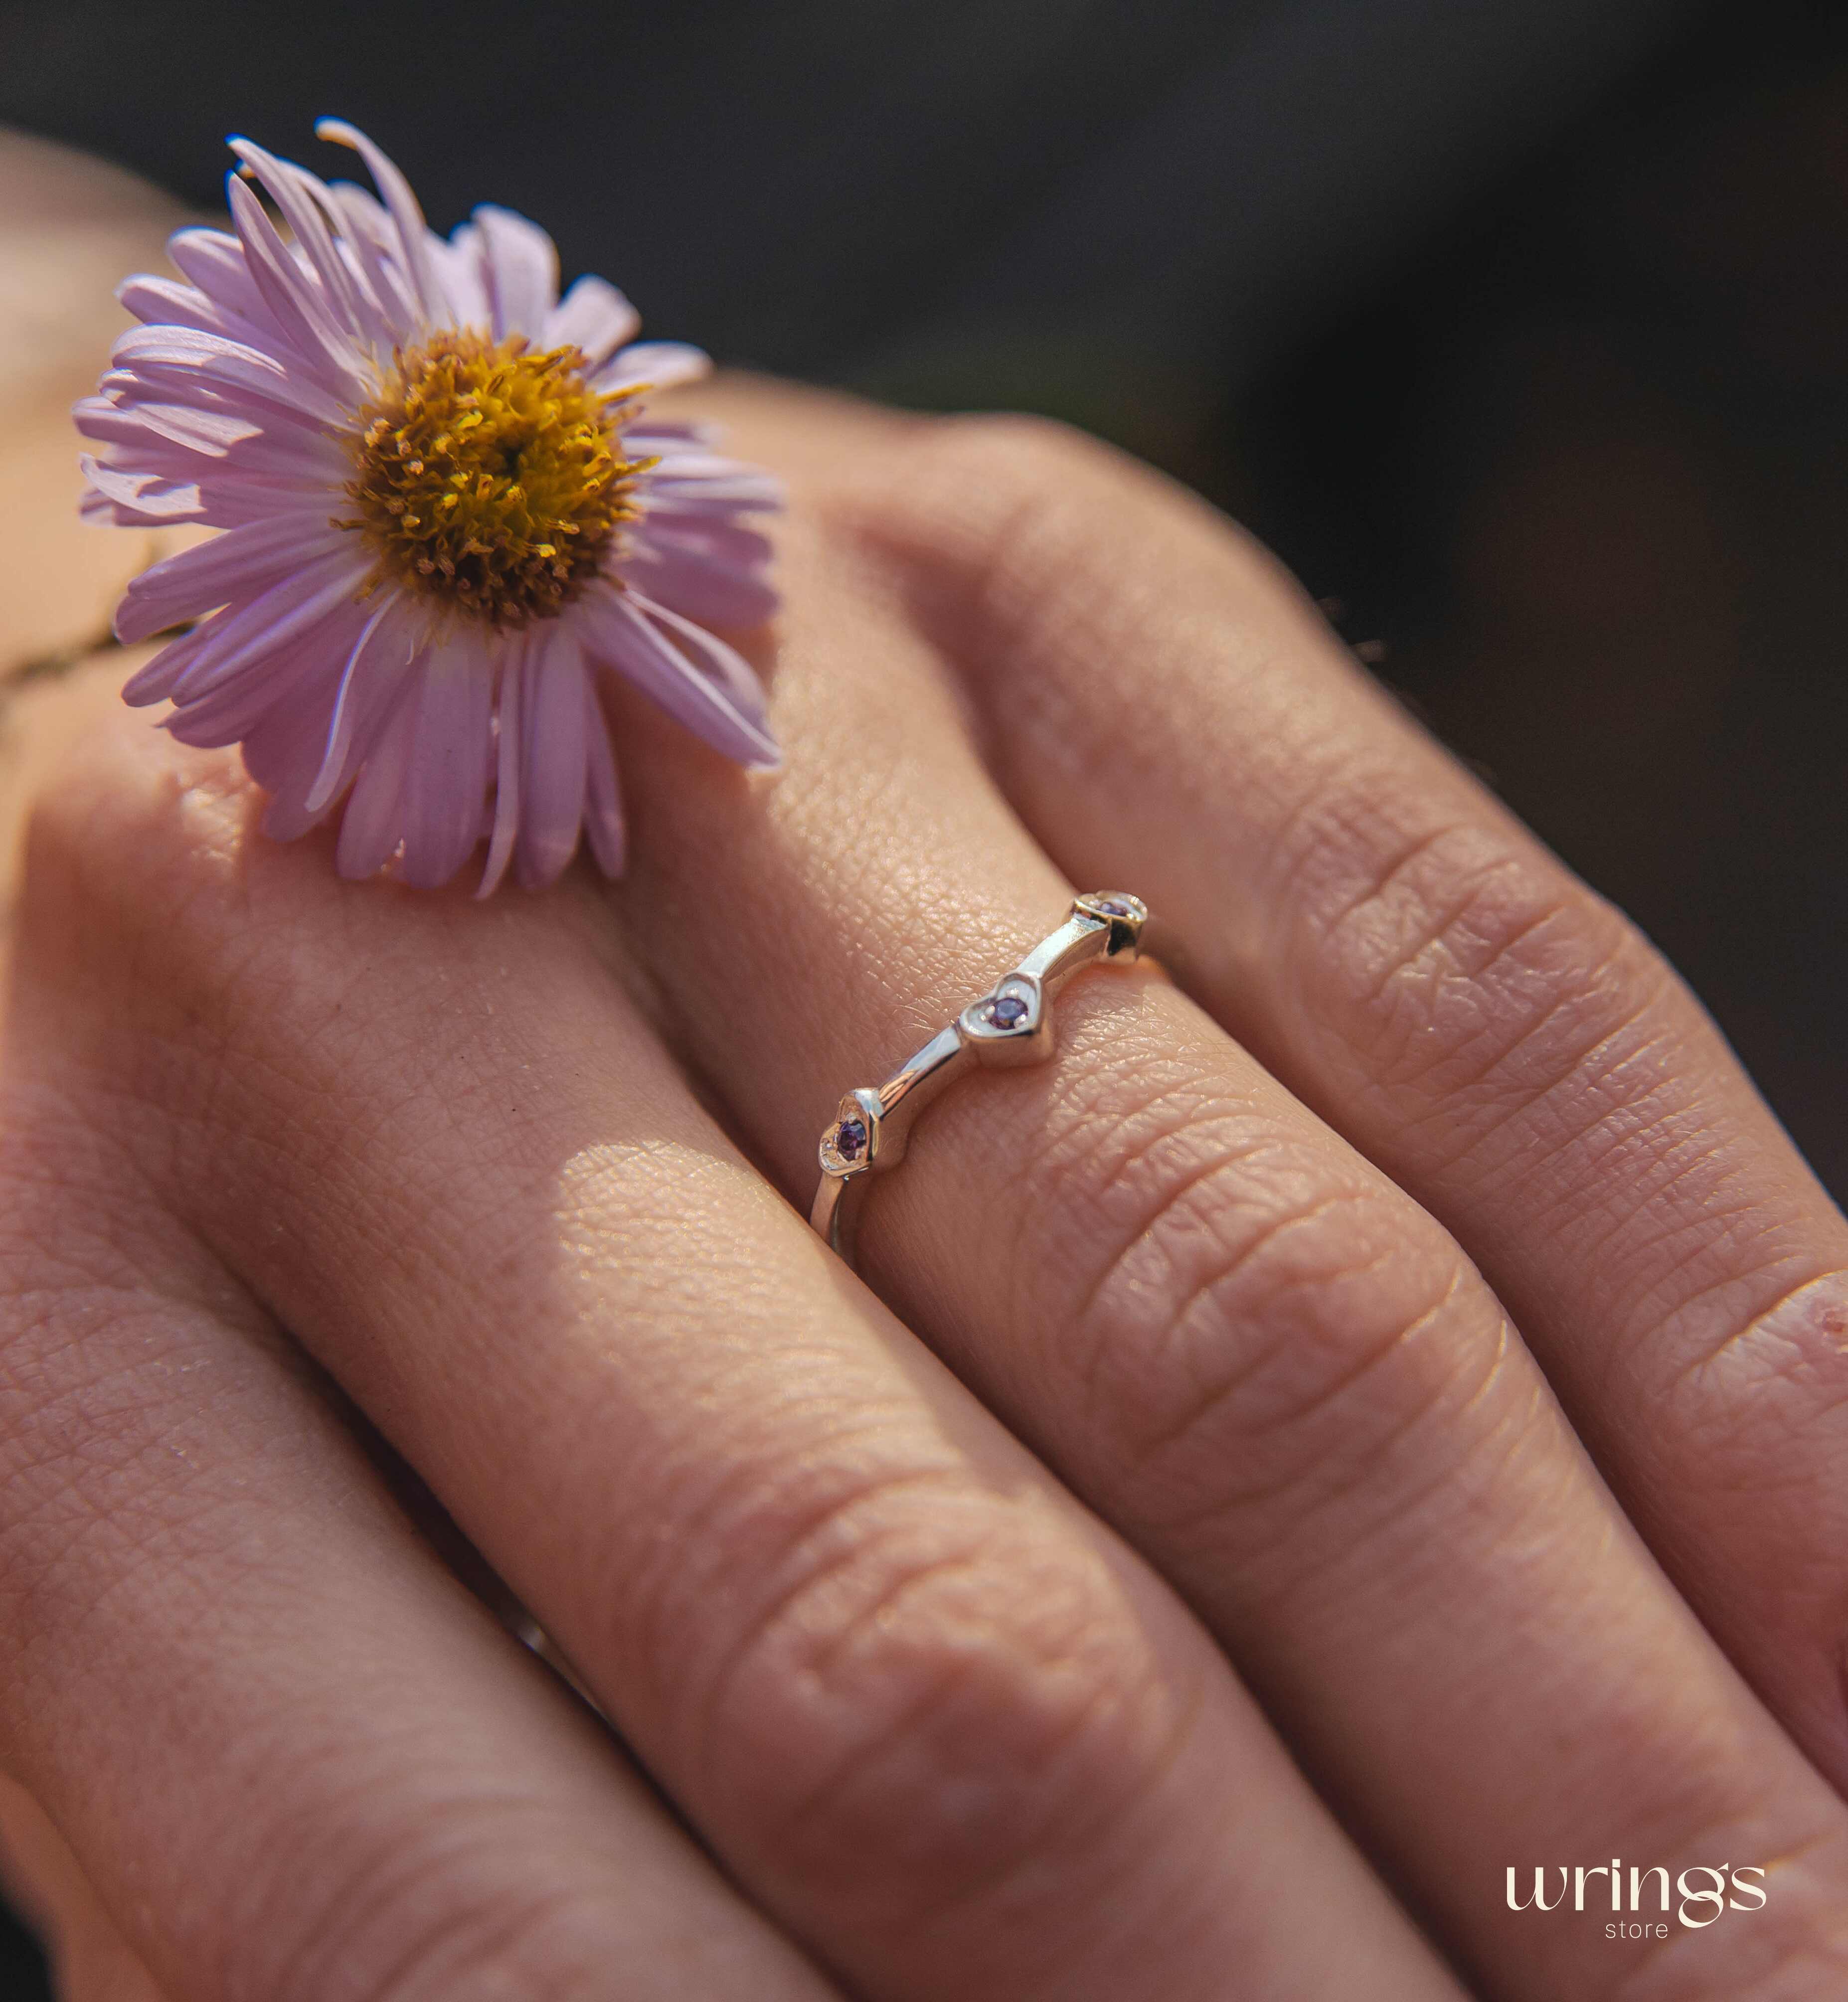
[836,1116,868,1162]
[1095,897,1133,917]
[987,994,1030,1029]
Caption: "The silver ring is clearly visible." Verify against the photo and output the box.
[810,894,1149,1266]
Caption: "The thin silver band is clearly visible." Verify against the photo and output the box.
[809,893,1148,1266]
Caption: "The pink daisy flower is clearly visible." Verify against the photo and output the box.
[77,120,780,893]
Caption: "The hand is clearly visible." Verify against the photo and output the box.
[4,137,1848,2002]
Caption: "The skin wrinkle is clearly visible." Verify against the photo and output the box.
[1160,1240,1468,1474]
[1224,1314,1539,1637]
[1454,1062,1746,1295]
[1410,1085,1756,1333]
[1438,1028,1805,1370]
[1094,1186,1401,1469]
[1053,1113,1296,1396]
[1358,886,1574,1029]
[1346,935,1670,1184]
[674,1461,982,1785]
[255,1789,620,2002]
[1323,883,1642,1105]
[283,1836,627,2002]
[1667,1265,1848,1398]
[362,1883,611,2002]
[1163,1269,1500,1565]
[1303,816,1488,954]
[787,1607,1207,1970]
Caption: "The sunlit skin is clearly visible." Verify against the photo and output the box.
[6,129,1848,2002]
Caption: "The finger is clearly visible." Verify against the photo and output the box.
[21,669,1468,2002]
[0,929,840,2002]
[813,407,1848,1788]
[580,416,1848,1999]
[0,1776,169,2002]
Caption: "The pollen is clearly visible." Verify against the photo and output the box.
[343,331,647,626]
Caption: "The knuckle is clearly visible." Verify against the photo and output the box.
[691,1464,1186,1919]
[11,700,265,1075]
[1034,1069,1488,1534]
[20,690,231,906]
[871,409,1166,594]
[246,1810,625,2002]
[925,408,1124,493]
[1280,788,1667,1140]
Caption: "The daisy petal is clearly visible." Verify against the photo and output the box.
[593,340,711,395]
[337,662,426,880]
[237,651,349,786]
[546,275,640,368]
[165,553,370,701]
[626,591,776,729]
[165,638,334,750]
[618,540,778,629]
[321,182,421,344]
[642,517,776,570]
[400,638,495,889]
[517,627,589,889]
[433,221,493,331]
[116,274,242,342]
[314,119,444,326]
[225,176,368,396]
[164,228,293,352]
[474,205,559,341]
[305,598,403,813]
[581,680,626,878]
[575,584,778,768]
[230,139,373,340]
[79,454,202,522]
[116,516,352,643]
[111,325,352,429]
[478,642,525,899]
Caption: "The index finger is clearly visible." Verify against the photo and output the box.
[828,405,1848,1785]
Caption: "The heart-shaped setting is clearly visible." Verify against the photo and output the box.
[958,974,1049,1066]
[819,1089,883,1176]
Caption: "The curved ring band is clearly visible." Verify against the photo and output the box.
[809,893,1149,1266]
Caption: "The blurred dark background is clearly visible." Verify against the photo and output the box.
[1,0,1845,1985]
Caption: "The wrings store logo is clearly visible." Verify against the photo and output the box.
[1507,1861,1766,1937]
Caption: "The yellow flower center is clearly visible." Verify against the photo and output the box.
[344,330,647,626]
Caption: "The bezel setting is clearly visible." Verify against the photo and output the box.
[957,973,1049,1066]
[1073,891,1148,958]
[819,1088,885,1176]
